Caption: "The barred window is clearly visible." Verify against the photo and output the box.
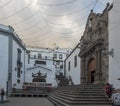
[74,55,77,67]
[53,54,57,58]
[59,54,63,59]
[68,61,70,71]
[17,67,21,78]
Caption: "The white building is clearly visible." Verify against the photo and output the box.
[25,47,71,87]
[109,0,120,89]
[25,47,56,87]
[53,47,71,75]
[0,24,26,98]
[64,43,80,85]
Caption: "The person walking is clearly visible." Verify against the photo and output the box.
[0,89,5,103]
[105,83,113,98]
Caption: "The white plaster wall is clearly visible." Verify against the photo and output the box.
[29,51,53,66]
[53,47,71,75]
[25,65,56,87]
[27,47,71,76]
[54,53,67,75]
[12,40,25,89]
[65,48,80,85]
[0,35,8,100]
[109,0,120,89]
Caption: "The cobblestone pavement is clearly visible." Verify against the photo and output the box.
[1,97,54,106]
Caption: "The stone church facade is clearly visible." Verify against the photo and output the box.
[79,4,111,84]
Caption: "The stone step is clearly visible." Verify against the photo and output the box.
[51,93,107,98]
[49,95,111,105]
[48,96,68,106]
[68,90,105,93]
[54,92,106,96]
[48,84,112,106]
[54,94,108,101]
[55,85,105,90]
[48,96,112,106]
[53,94,108,100]
[52,88,105,92]
[51,94,108,101]
[51,92,106,97]
[52,88,105,93]
[52,92,105,95]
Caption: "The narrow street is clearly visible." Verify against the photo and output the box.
[1,97,54,106]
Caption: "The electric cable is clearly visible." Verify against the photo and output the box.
[38,2,95,16]
[16,21,41,32]
[92,0,99,10]
[0,2,32,21]
[0,0,13,8]
[18,25,48,35]
[36,0,78,6]
[41,13,88,25]
[12,11,40,25]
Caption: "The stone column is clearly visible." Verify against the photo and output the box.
[95,48,102,83]
[84,57,88,84]
[81,57,86,84]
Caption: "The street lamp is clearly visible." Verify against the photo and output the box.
[102,48,114,58]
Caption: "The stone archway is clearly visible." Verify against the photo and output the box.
[87,58,96,83]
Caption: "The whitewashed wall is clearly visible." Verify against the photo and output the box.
[29,52,53,66]
[109,0,120,89]
[0,24,26,98]
[25,65,56,87]
[25,48,58,87]
[0,35,9,100]
[65,47,80,85]
[12,40,25,89]
[27,47,53,66]
[53,52,67,75]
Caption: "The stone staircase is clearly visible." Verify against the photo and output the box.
[48,84,112,106]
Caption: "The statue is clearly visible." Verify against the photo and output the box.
[32,70,47,82]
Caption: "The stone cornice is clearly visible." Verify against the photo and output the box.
[79,38,104,57]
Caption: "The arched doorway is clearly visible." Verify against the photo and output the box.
[87,58,96,83]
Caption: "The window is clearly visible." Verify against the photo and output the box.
[17,48,22,66]
[17,48,21,63]
[60,65,63,69]
[17,67,21,78]
[45,56,47,60]
[17,79,20,83]
[53,54,57,59]
[59,54,63,59]
[56,61,60,65]
[68,61,70,71]
[28,54,30,64]
[74,55,77,67]
[35,60,46,65]
[34,55,36,59]
[38,53,42,59]
[17,48,22,78]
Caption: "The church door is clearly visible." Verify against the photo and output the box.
[88,58,96,83]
